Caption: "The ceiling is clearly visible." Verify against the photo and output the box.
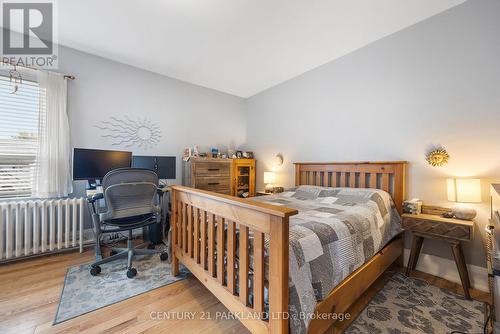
[51,1,465,96]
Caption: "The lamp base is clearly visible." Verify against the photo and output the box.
[452,207,477,220]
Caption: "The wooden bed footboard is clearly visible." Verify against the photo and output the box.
[171,185,298,334]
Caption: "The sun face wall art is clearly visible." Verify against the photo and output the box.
[95,116,162,150]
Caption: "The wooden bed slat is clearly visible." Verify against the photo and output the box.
[392,163,406,214]
[227,220,236,294]
[359,172,366,188]
[217,216,225,284]
[208,213,216,276]
[349,172,355,188]
[187,205,193,256]
[175,201,180,250]
[340,172,346,187]
[239,225,249,306]
[369,172,377,188]
[253,230,265,313]
[269,216,289,334]
[177,201,182,250]
[194,207,200,263]
[182,203,187,252]
[382,173,390,193]
[171,195,179,276]
[201,210,207,269]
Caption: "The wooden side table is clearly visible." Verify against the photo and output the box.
[402,206,474,299]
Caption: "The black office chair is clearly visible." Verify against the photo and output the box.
[87,168,168,278]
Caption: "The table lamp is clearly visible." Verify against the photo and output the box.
[264,171,276,193]
[446,178,482,219]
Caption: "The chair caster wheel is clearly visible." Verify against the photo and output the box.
[127,268,137,278]
[110,249,118,256]
[160,253,168,261]
[147,244,156,250]
[90,265,101,276]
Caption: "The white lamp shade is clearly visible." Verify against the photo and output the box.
[263,172,276,184]
[447,178,482,203]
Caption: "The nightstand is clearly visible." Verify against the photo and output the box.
[402,205,474,299]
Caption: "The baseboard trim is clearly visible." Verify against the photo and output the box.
[403,249,488,292]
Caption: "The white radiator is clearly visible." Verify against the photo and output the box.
[0,198,85,262]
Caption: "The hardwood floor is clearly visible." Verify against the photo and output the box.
[0,250,491,334]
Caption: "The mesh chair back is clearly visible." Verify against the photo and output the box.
[100,168,159,221]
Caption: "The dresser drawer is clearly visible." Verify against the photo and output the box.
[194,177,231,194]
[402,215,472,241]
[194,162,231,176]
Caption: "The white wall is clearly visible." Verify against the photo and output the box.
[57,46,246,187]
[245,0,500,269]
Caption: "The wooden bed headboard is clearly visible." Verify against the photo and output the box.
[294,161,407,214]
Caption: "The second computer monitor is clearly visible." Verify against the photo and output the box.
[132,156,176,179]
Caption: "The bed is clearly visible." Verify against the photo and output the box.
[171,161,407,334]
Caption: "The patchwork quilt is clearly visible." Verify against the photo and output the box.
[252,185,402,333]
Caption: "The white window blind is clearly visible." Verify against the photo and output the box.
[0,76,40,198]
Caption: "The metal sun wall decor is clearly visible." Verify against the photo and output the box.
[425,147,450,167]
[95,116,161,149]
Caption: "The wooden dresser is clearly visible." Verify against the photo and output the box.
[182,158,256,197]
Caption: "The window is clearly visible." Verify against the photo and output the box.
[0,76,40,198]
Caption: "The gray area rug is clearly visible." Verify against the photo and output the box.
[345,272,486,334]
[54,254,190,324]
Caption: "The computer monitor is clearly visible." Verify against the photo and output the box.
[73,148,132,182]
[132,156,176,179]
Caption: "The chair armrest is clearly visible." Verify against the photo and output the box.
[87,192,104,203]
